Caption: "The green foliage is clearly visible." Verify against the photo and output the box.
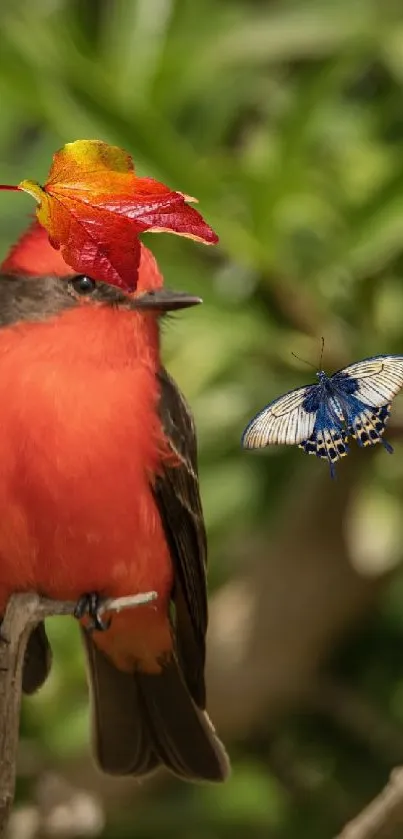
[3,0,403,836]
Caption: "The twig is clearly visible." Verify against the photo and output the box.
[0,590,157,838]
[337,768,403,839]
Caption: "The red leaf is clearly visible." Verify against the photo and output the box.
[1,140,218,291]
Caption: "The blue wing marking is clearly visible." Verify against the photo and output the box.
[298,400,349,478]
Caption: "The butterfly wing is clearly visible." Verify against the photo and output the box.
[330,355,403,452]
[332,355,403,404]
[348,404,393,451]
[241,384,318,449]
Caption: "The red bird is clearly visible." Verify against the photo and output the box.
[0,223,229,782]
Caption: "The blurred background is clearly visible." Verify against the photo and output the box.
[2,0,403,836]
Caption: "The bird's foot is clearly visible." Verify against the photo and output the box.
[74,592,111,632]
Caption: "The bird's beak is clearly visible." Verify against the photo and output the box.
[130,289,202,312]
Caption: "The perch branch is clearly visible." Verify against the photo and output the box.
[337,767,403,839]
[0,590,157,838]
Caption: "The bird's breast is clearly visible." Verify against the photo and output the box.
[0,314,173,610]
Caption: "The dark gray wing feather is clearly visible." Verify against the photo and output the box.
[153,368,208,708]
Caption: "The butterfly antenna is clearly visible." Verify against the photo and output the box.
[319,337,325,371]
[290,351,316,370]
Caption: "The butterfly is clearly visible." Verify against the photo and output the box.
[241,355,403,477]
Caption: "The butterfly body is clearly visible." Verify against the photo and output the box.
[242,355,403,477]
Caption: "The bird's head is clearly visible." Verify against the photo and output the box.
[1,221,202,320]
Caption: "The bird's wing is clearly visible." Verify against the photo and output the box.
[152,367,208,708]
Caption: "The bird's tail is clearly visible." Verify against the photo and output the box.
[82,630,229,782]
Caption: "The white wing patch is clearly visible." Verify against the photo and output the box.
[328,395,344,421]
[337,355,403,406]
[242,385,316,448]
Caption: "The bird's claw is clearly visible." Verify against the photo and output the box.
[74,592,111,632]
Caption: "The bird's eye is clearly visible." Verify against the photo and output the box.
[70,275,96,296]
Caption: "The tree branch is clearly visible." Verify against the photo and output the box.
[337,768,403,839]
[0,590,157,839]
